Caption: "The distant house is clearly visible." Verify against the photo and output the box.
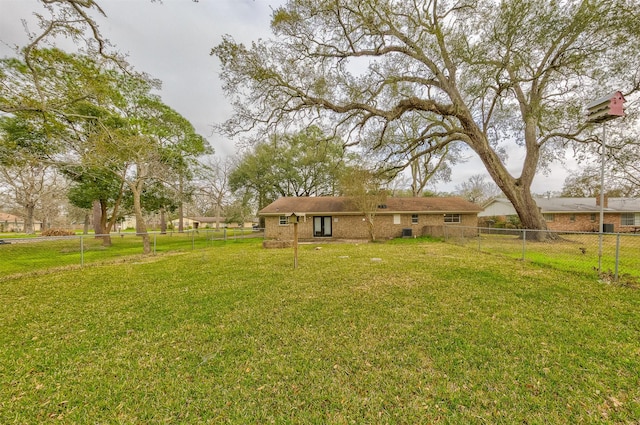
[0,212,43,233]
[480,197,640,232]
[180,217,257,229]
[179,217,228,229]
[259,196,481,241]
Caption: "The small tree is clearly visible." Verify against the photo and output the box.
[339,166,389,242]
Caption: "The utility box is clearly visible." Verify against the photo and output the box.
[402,228,412,238]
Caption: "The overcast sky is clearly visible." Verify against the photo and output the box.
[0,0,577,194]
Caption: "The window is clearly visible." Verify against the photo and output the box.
[444,214,461,223]
[621,213,639,226]
[590,214,596,222]
[543,213,554,222]
[411,214,419,224]
[278,216,289,225]
[393,214,401,225]
[570,214,576,222]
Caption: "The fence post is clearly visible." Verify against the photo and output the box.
[80,235,84,267]
[224,228,227,242]
[192,230,195,250]
[614,234,620,282]
[522,229,527,261]
[153,233,157,255]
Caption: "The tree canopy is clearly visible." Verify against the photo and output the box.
[213,0,640,235]
[1,47,210,248]
[229,126,348,210]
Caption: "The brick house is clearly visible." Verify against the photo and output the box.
[0,212,43,232]
[259,196,481,241]
[480,197,640,233]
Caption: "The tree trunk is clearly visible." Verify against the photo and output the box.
[92,200,102,238]
[160,209,167,234]
[99,199,112,247]
[105,180,125,240]
[83,213,90,235]
[410,159,421,197]
[132,187,151,254]
[462,115,551,240]
[215,203,221,229]
[24,203,35,234]
[178,176,184,233]
[473,146,546,235]
[365,214,376,241]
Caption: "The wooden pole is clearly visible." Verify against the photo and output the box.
[293,221,298,269]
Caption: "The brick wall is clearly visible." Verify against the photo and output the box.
[479,212,637,233]
[263,213,478,241]
[545,212,634,233]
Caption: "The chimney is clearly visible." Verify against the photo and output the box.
[595,194,609,208]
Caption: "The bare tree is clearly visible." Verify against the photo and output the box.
[192,157,234,228]
[456,174,501,204]
[0,162,59,234]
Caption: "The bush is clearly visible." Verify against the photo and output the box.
[41,229,76,237]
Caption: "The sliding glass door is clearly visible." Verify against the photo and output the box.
[313,216,332,237]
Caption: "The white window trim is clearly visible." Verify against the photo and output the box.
[621,212,640,226]
[444,214,461,223]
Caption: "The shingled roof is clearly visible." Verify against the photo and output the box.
[0,212,25,222]
[259,196,481,215]
[480,197,640,215]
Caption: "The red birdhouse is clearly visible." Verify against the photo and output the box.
[587,91,626,123]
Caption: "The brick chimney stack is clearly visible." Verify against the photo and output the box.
[595,194,609,208]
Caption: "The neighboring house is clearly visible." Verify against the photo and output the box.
[259,196,481,241]
[480,197,640,233]
[0,212,43,232]
[178,217,257,229]
[179,217,228,229]
[122,216,254,231]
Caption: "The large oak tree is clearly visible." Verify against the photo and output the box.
[213,0,640,237]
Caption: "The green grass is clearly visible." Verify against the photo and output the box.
[1,239,640,423]
[0,230,263,277]
[453,232,640,282]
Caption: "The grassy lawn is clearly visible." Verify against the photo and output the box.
[0,230,263,277]
[1,239,639,423]
[452,232,640,281]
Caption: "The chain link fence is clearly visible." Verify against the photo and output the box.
[0,228,264,278]
[4,226,639,283]
[433,226,640,283]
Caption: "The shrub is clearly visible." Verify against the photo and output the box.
[41,229,76,237]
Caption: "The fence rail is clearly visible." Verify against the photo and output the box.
[437,226,640,282]
[0,228,264,278]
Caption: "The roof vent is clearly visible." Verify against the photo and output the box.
[377,204,387,209]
